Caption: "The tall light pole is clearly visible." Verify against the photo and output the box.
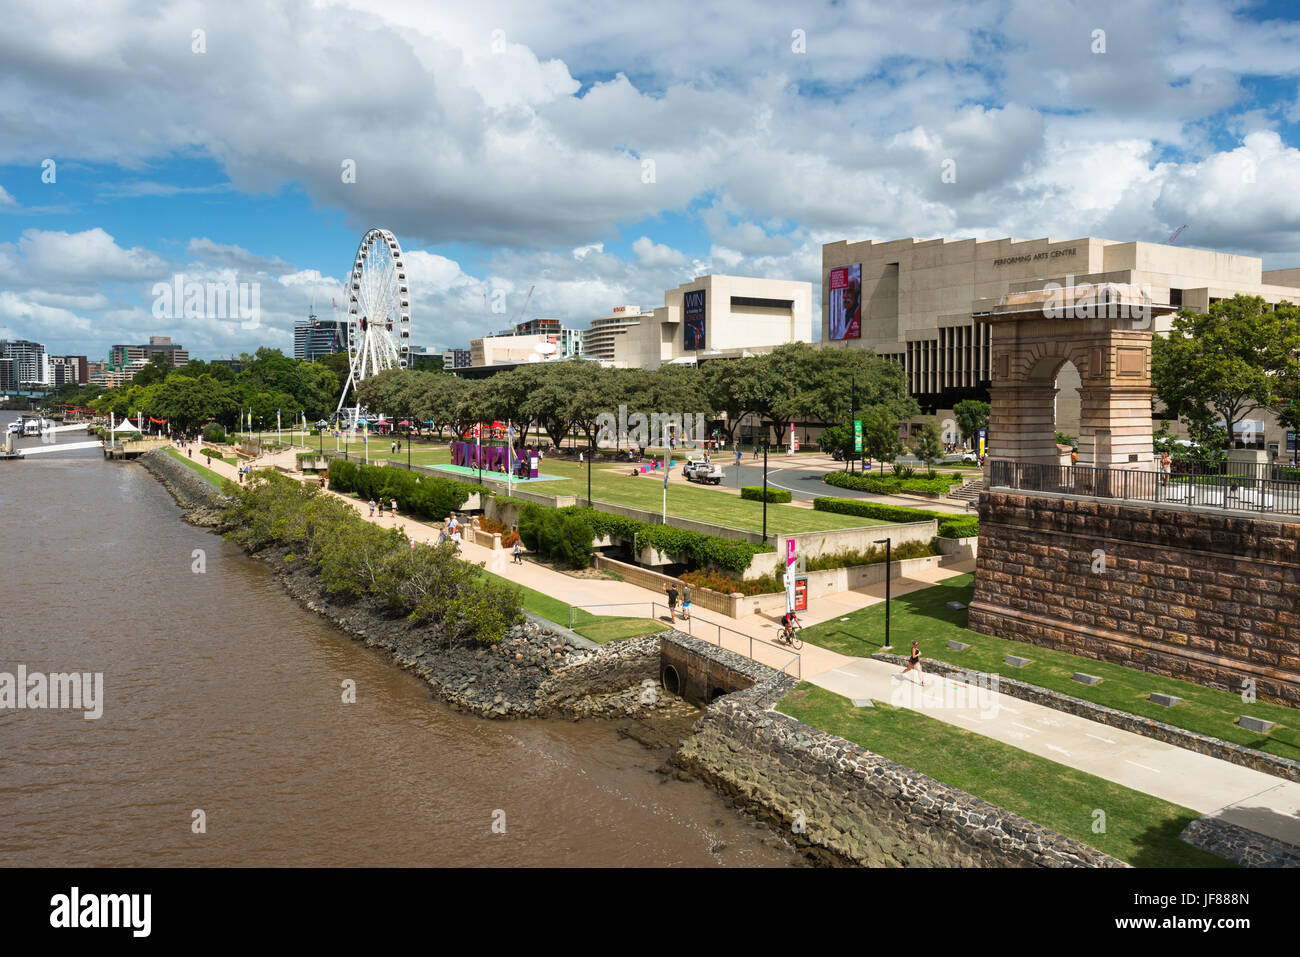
[762,437,769,543]
[874,537,892,649]
[587,437,593,507]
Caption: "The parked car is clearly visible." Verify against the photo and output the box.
[960,451,980,464]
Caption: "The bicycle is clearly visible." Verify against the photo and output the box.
[776,622,803,650]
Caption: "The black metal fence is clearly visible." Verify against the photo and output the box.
[987,459,1300,517]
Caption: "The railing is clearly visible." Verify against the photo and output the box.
[988,459,1300,517]
[567,601,801,679]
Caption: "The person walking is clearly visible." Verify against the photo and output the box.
[1159,450,1172,486]
[895,640,928,686]
[681,583,692,621]
[664,582,679,623]
[512,540,523,565]
[368,498,376,517]
[390,497,397,516]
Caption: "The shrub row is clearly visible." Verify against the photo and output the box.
[812,496,978,539]
[823,471,957,495]
[740,486,792,503]
[202,424,227,444]
[222,471,520,644]
[329,460,477,521]
[679,539,938,596]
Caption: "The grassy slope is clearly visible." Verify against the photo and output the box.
[778,684,1228,868]
[800,574,1300,762]
[478,569,667,644]
[164,447,232,490]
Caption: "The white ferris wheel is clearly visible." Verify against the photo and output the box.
[335,227,411,420]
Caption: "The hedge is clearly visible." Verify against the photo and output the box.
[812,496,979,539]
[822,471,957,495]
[740,486,792,503]
[328,461,477,521]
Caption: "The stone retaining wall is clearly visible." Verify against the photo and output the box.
[872,652,1300,784]
[1179,816,1300,868]
[671,637,1124,868]
[970,491,1300,706]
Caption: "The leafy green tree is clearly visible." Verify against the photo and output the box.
[952,399,989,446]
[1153,296,1300,449]
[911,420,944,464]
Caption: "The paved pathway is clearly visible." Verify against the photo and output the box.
[179,440,1300,850]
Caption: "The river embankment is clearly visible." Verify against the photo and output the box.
[138,448,690,722]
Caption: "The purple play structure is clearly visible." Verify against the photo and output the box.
[451,442,539,478]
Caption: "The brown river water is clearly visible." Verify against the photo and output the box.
[0,443,799,866]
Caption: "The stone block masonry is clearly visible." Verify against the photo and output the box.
[969,491,1300,707]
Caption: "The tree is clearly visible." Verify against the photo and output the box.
[860,406,904,462]
[952,399,989,447]
[1153,296,1300,450]
[911,420,944,464]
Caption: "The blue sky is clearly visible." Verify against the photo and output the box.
[2,0,1300,360]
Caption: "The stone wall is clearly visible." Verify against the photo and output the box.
[970,491,1300,706]
[670,635,1124,868]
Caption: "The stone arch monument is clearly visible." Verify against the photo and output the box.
[984,284,1174,468]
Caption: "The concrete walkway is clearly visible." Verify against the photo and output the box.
[180,440,1300,850]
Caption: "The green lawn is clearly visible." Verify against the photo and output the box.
[778,684,1229,867]
[165,448,233,490]
[478,568,668,644]
[801,574,1300,762]
[329,442,887,535]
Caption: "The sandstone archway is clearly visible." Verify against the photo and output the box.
[984,284,1174,468]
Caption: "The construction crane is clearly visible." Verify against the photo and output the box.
[1167,224,1188,244]
[515,284,535,328]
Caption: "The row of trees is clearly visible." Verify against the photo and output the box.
[355,342,921,457]
[49,349,345,433]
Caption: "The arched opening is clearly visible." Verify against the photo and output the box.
[661,665,681,696]
[1053,359,1083,459]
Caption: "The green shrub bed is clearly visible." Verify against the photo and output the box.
[740,486,792,503]
[328,460,478,521]
[823,471,957,495]
[813,497,978,539]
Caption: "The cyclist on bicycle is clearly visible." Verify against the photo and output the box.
[780,610,801,642]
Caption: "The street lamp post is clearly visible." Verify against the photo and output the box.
[849,374,857,474]
[762,437,769,543]
[873,537,892,649]
[587,438,593,507]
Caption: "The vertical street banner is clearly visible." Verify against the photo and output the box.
[683,288,706,351]
[790,422,799,452]
[978,428,987,459]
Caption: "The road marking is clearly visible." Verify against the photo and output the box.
[1012,722,1040,734]
[1044,743,1072,757]
[1086,733,1117,745]
[999,705,1019,715]
[1125,760,1160,773]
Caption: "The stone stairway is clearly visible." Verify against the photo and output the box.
[952,478,984,503]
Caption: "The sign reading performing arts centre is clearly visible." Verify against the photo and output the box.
[683,288,706,350]
[992,247,1078,267]
[827,264,861,340]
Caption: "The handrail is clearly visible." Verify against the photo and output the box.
[567,601,802,679]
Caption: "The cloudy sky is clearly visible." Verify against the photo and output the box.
[2,0,1300,361]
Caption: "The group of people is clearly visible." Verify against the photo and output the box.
[663,581,693,622]
[367,497,399,518]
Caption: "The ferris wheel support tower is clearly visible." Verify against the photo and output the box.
[335,227,411,421]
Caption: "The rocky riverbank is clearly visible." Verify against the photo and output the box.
[137,448,235,529]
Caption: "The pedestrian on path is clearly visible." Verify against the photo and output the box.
[377,499,384,517]
[664,583,679,622]
[390,497,397,516]
[681,583,692,620]
[896,640,928,686]
[368,498,376,516]
[512,540,523,564]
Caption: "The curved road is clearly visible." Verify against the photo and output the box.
[718,458,973,514]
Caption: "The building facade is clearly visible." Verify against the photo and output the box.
[583,305,649,362]
[293,318,350,361]
[822,235,1300,454]
[614,275,813,369]
[0,339,48,387]
[110,336,189,370]
[442,348,472,371]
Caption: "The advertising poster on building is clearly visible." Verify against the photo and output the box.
[827,264,861,340]
[683,289,706,350]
